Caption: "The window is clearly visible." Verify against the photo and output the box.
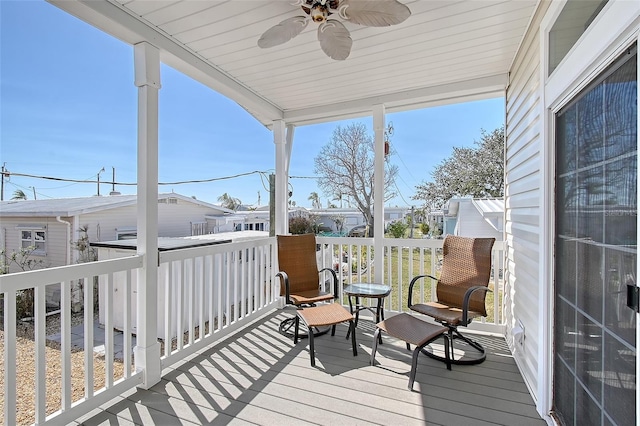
[548,0,608,75]
[18,225,46,254]
[191,222,207,236]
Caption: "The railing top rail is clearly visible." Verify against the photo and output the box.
[0,255,144,292]
[159,236,275,263]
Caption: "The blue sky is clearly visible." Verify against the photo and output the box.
[1,1,505,208]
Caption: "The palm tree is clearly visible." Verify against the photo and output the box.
[308,192,321,209]
[11,189,27,200]
[217,193,241,211]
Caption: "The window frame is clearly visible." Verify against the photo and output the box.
[17,225,47,255]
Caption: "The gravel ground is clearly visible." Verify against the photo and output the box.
[0,313,126,425]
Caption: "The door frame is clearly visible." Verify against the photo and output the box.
[539,0,640,418]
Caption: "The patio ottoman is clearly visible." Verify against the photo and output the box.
[371,313,451,390]
[295,303,357,367]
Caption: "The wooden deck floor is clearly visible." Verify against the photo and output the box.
[76,310,545,425]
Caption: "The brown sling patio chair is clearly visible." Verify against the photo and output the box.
[275,233,339,337]
[407,235,495,365]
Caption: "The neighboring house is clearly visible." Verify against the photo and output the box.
[310,206,409,234]
[0,193,233,310]
[443,198,504,240]
[310,208,366,234]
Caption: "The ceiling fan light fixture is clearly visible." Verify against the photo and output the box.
[310,4,329,22]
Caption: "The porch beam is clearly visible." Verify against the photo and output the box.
[284,74,507,126]
[133,41,161,389]
[372,105,385,284]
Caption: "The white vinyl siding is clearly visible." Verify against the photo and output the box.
[505,1,551,404]
[1,218,69,271]
[80,199,215,242]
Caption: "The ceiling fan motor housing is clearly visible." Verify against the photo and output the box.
[302,0,340,23]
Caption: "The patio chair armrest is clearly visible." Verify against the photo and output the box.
[407,274,438,308]
[319,267,339,299]
[275,271,292,305]
[461,286,492,324]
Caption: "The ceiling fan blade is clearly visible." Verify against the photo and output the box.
[258,16,308,48]
[340,0,411,27]
[317,19,353,60]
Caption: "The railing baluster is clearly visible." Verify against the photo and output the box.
[61,280,71,410]
[163,263,171,357]
[177,261,184,351]
[198,256,204,339]
[35,285,46,424]
[4,291,17,426]
[217,253,223,331]
[206,255,214,336]
[124,269,132,376]
[105,273,113,388]
[84,275,94,399]
[189,258,195,345]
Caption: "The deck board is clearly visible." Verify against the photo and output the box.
[77,310,545,425]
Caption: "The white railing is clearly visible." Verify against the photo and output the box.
[1,235,503,425]
[1,256,144,426]
[0,237,278,426]
[317,237,506,331]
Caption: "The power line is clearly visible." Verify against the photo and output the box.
[0,170,266,186]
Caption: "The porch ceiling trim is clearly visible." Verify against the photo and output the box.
[283,74,508,126]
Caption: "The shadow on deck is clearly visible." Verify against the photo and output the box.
[76,310,544,425]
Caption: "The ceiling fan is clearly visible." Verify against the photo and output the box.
[257,0,411,60]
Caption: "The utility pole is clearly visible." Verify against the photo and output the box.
[0,163,6,201]
[31,187,37,200]
[409,205,415,238]
[96,167,105,196]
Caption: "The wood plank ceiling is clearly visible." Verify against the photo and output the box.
[52,0,538,127]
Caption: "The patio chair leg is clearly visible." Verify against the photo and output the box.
[350,320,358,356]
[371,328,381,365]
[309,327,316,367]
[331,324,337,336]
[443,334,452,371]
[294,316,300,344]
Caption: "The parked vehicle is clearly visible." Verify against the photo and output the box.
[347,224,368,237]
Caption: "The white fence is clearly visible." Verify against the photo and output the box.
[0,236,504,425]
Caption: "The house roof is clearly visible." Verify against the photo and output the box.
[49,0,539,127]
[445,197,504,217]
[472,198,504,217]
[0,193,233,217]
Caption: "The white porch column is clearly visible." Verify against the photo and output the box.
[373,105,386,283]
[133,42,161,389]
[274,121,294,235]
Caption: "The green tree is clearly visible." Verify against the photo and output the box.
[308,191,322,209]
[413,127,504,210]
[11,189,27,200]
[314,122,399,229]
[217,192,242,211]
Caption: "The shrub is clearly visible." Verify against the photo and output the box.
[419,222,430,235]
[289,217,313,234]
[387,221,408,238]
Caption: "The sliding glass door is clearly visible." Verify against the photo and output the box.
[554,45,637,425]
